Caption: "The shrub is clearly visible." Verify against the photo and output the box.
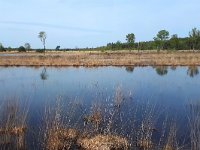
[36,49,44,53]
[18,46,26,52]
[56,46,60,50]
[0,44,6,52]
[0,47,6,52]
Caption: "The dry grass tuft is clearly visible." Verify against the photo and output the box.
[0,126,26,136]
[77,134,129,150]
[46,128,78,150]
[0,98,28,149]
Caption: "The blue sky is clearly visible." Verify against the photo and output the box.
[0,0,199,49]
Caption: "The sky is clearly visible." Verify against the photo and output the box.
[0,0,199,49]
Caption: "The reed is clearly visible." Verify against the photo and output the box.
[0,98,29,150]
[0,89,199,149]
[188,101,200,150]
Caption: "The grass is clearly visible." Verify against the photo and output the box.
[1,51,200,66]
[0,88,199,149]
[0,98,29,149]
[188,101,200,150]
[77,134,129,150]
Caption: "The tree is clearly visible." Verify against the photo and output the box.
[154,30,169,50]
[56,46,60,50]
[38,31,47,53]
[115,41,122,50]
[18,46,26,52]
[0,43,6,52]
[24,43,31,51]
[189,28,200,50]
[126,33,135,49]
[170,34,179,50]
[126,33,135,43]
[7,46,12,52]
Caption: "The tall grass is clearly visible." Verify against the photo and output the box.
[0,98,29,149]
[0,89,199,149]
[188,101,200,150]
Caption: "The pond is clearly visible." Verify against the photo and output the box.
[0,66,200,149]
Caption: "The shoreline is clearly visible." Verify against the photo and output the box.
[1,51,200,66]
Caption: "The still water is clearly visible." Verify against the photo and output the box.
[0,66,200,149]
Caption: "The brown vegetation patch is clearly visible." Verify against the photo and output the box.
[77,134,129,150]
[46,128,78,150]
[0,126,26,136]
[1,51,200,66]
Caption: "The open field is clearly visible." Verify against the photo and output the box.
[1,50,200,66]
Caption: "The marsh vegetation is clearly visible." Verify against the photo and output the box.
[0,89,200,149]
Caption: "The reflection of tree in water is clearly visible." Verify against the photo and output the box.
[125,66,134,73]
[155,66,168,76]
[40,67,48,80]
[187,66,199,77]
[170,66,177,71]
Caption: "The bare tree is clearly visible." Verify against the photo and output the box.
[38,31,47,54]
[24,43,31,51]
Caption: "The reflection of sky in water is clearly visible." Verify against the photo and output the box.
[0,66,200,148]
[0,66,199,121]
[0,66,200,105]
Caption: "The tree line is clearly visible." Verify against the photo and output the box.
[0,28,200,52]
[0,31,48,53]
[101,28,200,51]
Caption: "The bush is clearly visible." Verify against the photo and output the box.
[56,46,60,50]
[36,49,44,53]
[0,44,6,52]
[18,46,26,52]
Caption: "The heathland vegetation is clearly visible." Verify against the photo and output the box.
[1,51,200,66]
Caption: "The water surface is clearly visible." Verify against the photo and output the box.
[0,66,200,148]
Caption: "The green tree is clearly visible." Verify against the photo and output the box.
[7,46,12,52]
[170,34,179,50]
[24,43,31,51]
[126,33,135,43]
[154,30,169,50]
[0,43,5,51]
[56,46,60,50]
[115,41,122,50]
[38,31,47,54]
[18,46,26,52]
[189,28,200,50]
